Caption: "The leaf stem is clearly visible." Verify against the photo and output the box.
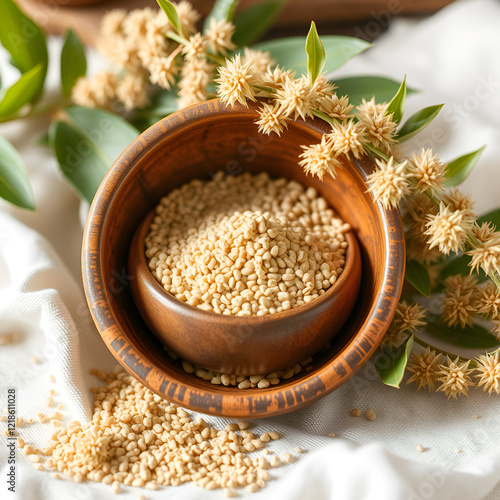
[166,30,187,45]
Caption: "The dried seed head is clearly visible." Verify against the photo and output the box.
[407,348,443,391]
[410,148,446,195]
[366,157,411,209]
[299,136,342,181]
[216,55,258,107]
[437,357,474,399]
[327,119,368,161]
[425,202,473,255]
[475,351,500,395]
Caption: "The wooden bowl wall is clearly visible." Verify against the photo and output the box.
[82,99,405,418]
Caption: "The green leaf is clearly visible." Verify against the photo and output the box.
[375,335,414,388]
[305,22,326,83]
[0,0,48,99]
[405,259,431,297]
[157,0,184,36]
[438,254,488,284]
[444,146,486,187]
[396,104,444,142]
[0,64,44,118]
[386,75,406,124]
[438,254,469,281]
[36,133,50,147]
[252,36,371,76]
[333,76,417,106]
[426,321,499,349]
[478,208,500,228]
[232,0,283,47]
[132,88,178,130]
[204,0,240,31]
[49,107,139,203]
[60,29,87,98]
[0,135,35,210]
[137,88,178,117]
[8,56,23,73]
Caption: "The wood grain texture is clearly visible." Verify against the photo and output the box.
[19,0,454,46]
[82,99,405,418]
[129,211,361,375]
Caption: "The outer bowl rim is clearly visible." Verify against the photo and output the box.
[82,99,405,418]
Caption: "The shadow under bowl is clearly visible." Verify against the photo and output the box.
[82,99,405,418]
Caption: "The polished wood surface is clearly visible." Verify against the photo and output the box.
[129,210,361,375]
[82,99,405,418]
[19,0,453,46]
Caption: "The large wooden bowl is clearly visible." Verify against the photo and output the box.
[129,210,361,375]
[82,99,405,418]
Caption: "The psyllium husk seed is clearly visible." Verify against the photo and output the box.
[24,369,284,494]
[365,409,376,421]
[167,344,315,390]
[145,172,349,316]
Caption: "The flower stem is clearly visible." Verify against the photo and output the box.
[312,108,335,125]
[254,84,275,95]
[422,190,440,208]
[413,335,477,366]
[205,52,226,66]
[365,143,389,161]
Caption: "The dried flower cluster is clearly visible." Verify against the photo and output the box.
[407,349,500,398]
[69,1,500,397]
[73,4,196,110]
[215,52,500,315]
[15,368,302,495]
[216,62,400,182]
[146,171,348,316]
[386,277,500,397]
[72,3,275,113]
[73,2,500,301]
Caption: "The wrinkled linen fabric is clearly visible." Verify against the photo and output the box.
[2,1,500,498]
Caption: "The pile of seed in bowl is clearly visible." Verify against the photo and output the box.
[166,347,315,389]
[145,172,349,316]
[19,368,291,496]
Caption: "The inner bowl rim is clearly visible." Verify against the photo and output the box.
[132,209,361,324]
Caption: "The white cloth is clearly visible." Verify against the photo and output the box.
[2,1,500,498]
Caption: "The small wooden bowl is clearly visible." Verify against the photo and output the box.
[82,99,405,418]
[129,210,362,375]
